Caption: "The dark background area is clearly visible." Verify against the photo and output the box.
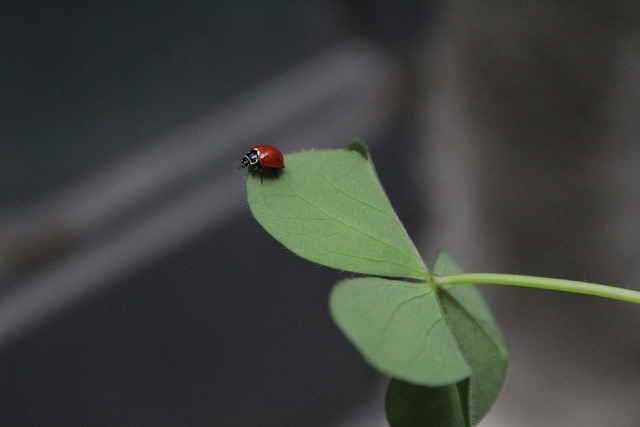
[1,2,341,207]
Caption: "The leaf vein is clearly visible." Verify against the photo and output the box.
[287,186,425,277]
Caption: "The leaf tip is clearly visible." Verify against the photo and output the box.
[347,141,369,160]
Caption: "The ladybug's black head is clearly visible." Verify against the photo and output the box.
[239,149,259,169]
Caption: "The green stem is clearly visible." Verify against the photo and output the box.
[434,273,640,304]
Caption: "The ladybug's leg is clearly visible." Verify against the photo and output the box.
[256,164,264,184]
[248,164,264,184]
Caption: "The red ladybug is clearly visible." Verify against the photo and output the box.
[239,144,285,182]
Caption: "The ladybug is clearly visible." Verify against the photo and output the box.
[239,144,285,182]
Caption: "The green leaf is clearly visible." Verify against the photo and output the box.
[434,253,509,357]
[436,253,508,423]
[329,277,472,386]
[247,148,427,280]
[245,147,508,426]
[383,253,509,427]
[385,379,467,427]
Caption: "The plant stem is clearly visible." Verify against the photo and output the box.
[434,273,640,304]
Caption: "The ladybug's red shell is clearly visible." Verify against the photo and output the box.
[253,144,284,169]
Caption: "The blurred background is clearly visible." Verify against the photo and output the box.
[2,1,640,426]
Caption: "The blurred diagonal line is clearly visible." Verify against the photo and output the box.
[0,173,240,343]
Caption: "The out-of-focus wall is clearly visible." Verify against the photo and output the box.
[422,2,640,425]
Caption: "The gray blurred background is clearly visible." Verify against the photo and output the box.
[2,2,640,426]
